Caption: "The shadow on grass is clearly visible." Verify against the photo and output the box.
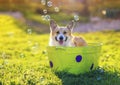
[55,69,120,85]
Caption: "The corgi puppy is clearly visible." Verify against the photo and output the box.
[49,20,87,47]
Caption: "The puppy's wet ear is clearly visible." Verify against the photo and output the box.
[50,19,57,31]
[67,20,75,31]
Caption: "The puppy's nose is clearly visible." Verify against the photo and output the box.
[59,36,63,40]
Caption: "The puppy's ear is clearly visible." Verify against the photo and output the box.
[67,20,75,31]
[50,19,57,31]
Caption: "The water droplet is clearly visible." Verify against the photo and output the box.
[74,15,79,21]
[43,9,47,14]
[41,0,46,5]
[27,29,32,35]
[47,1,52,7]
[54,7,60,12]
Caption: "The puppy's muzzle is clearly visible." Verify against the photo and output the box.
[59,36,63,40]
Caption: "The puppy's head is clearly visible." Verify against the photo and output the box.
[50,20,74,46]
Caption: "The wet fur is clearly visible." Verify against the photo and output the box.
[49,20,87,47]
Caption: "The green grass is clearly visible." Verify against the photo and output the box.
[0,15,120,85]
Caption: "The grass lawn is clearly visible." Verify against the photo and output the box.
[0,15,120,85]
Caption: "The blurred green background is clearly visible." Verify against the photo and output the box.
[0,0,120,33]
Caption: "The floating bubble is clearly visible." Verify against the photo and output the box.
[0,65,4,69]
[40,77,45,84]
[31,43,39,54]
[42,15,51,21]
[54,7,60,12]
[4,60,8,65]
[41,0,46,5]
[27,29,32,35]
[41,15,45,20]
[97,76,102,81]
[74,15,79,21]
[98,67,104,73]
[31,46,38,54]
[2,52,6,59]
[43,9,47,14]
[45,15,51,21]
[47,1,52,7]
[102,10,106,15]
[20,53,25,58]
[7,32,14,37]
[28,40,32,46]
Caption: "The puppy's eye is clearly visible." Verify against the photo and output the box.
[56,31,59,34]
[63,31,67,34]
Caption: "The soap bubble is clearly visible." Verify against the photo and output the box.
[40,77,45,84]
[27,29,32,35]
[41,15,45,20]
[31,43,39,54]
[47,1,52,7]
[102,10,106,15]
[44,15,51,21]
[4,60,8,65]
[28,40,32,46]
[20,53,25,58]
[43,9,47,14]
[97,76,102,81]
[54,7,60,12]
[31,46,38,54]
[2,52,6,59]
[74,15,79,21]
[0,65,4,69]
[41,0,46,5]
[98,67,104,73]
[7,32,14,38]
